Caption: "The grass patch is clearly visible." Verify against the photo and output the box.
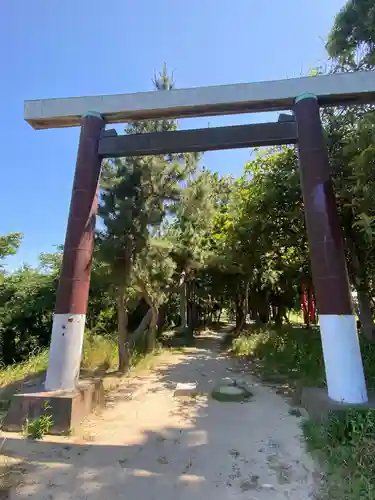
[303,410,375,499]
[160,327,195,347]
[231,324,325,388]
[128,342,164,373]
[0,331,164,426]
[81,333,118,372]
[0,350,49,391]
[0,334,120,397]
[230,323,375,499]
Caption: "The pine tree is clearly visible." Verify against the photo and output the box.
[98,66,197,371]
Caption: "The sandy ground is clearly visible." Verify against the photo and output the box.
[1,330,317,499]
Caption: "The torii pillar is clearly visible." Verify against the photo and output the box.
[45,111,105,392]
[294,93,367,404]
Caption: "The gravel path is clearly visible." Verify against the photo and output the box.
[2,329,317,499]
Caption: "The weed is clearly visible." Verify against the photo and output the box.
[23,401,53,440]
[0,350,49,392]
[81,333,118,372]
[327,408,375,446]
[303,410,375,499]
[128,342,164,374]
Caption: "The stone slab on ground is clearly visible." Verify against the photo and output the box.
[300,387,375,421]
[173,382,198,398]
[2,378,104,435]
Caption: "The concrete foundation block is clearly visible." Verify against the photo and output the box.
[174,382,198,398]
[2,378,104,435]
[300,387,375,421]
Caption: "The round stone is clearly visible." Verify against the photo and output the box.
[211,383,253,402]
[217,385,245,396]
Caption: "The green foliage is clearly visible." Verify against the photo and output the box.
[0,232,23,279]
[0,264,57,364]
[23,401,53,439]
[98,65,196,282]
[327,408,375,447]
[327,0,375,68]
[231,325,325,387]
[0,249,118,365]
[304,409,375,499]
[0,233,22,261]
[133,239,176,308]
[160,326,194,347]
[81,332,118,372]
[97,66,199,369]
[0,350,49,390]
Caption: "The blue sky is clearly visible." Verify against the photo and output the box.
[0,0,344,269]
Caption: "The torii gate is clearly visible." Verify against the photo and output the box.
[25,71,375,406]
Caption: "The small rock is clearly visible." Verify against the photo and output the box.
[266,439,280,449]
[222,377,235,385]
[174,383,198,398]
[261,483,275,490]
[228,449,240,459]
[240,479,256,491]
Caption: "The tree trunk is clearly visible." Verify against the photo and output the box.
[186,280,195,340]
[235,293,245,331]
[117,285,129,373]
[217,309,222,323]
[357,289,375,342]
[157,305,166,331]
[249,303,258,322]
[301,281,310,328]
[244,281,250,324]
[346,236,375,342]
[147,306,158,351]
[258,293,270,324]
[128,309,152,350]
[179,270,187,328]
[137,278,159,352]
[115,241,132,373]
[274,306,283,327]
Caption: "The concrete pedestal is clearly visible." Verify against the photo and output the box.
[2,378,104,435]
[300,387,375,422]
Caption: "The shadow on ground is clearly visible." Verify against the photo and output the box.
[1,329,316,499]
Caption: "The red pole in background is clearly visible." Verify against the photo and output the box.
[308,287,315,323]
[301,281,309,326]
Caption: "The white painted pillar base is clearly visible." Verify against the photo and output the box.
[44,314,86,392]
[319,314,368,403]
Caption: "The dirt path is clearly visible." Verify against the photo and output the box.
[2,329,317,499]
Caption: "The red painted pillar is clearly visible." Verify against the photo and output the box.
[301,281,309,326]
[308,288,315,323]
[45,112,105,392]
[294,93,367,403]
